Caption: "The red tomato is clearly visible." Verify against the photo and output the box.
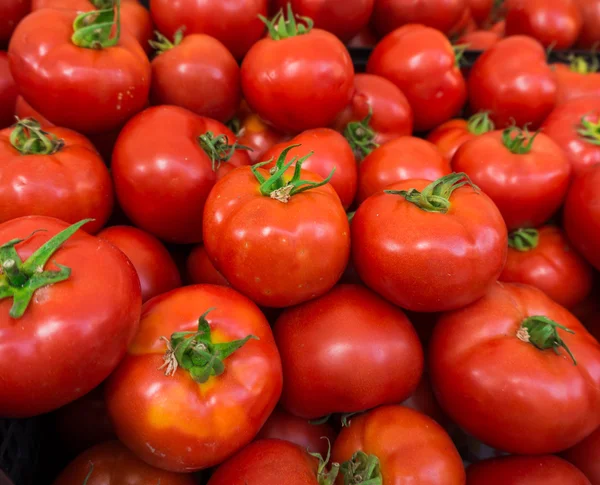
[234,111,287,164]
[0,52,17,129]
[256,408,337,457]
[332,73,413,155]
[105,285,282,472]
[400,373,448,427]
[563,426,600,485]
[469,0,494,25]
[505,0,582,49]
[576,0,600,48]
[332,406,465,484]
[489,19,506,35]
[97,226,182,303]
[553,60,600,106]
[112,106,252,244]
[14,95,53,126]
[500,226,593,309]
[431,282,600,454]
[186,244,229,286]
[202,148,350,308]
[564,164,600,271]
[8,7,150,135]
[449,7,477,37]
[352,174,507,312]
[468,36,557,129]
[356,136,451,204]
[0,0,30,47]
[372,0,467,36]
[150,32,240,123]
[0,217,141,417]
[347,26,378,47]
[452,127,571,230]
[261,129,357,209]
[457,30,501,50]
[241,7,353,134]
[274,284,423,418]
[367,25,467,132]
[0,119,113,234]
[467,455,591,485]
[52,441,196,485]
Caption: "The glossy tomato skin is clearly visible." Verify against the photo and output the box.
[52,441,197,485]
[427,118,479,161]
[452,131,571,230]
[352,178,507,312]
[0,0,30,47]
[332,406,465,484]
[8,9,150,135]
[105,285,283,472]
[332,73,413,146]
[564,164,600,271]
[150,34,240,123]
[97,226,182,303]
[457,30,501,50]
[0,52,17,129]
[576,0,600,48]
[0,124,113,234]
[262,129,357,209]
[274,285,423,418]
[468,36,557,129]
[367,25,467,132]
[241,29,354,134]
[553,64,600,106]
[186,244,229,286]
[563,426,600,485]
[466,455,591,485]
[430,282,600,454]
[0,216,141,417]
[112,106,251,244]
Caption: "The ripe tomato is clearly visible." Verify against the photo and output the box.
[500,226,593,309]
[261,129,357,209]
[457,30,501,50]
[232,108,288,164]
[576,0,600,48]
[564,164,600,271]
[367,25,467,132]
[452,127,571,230]
[469,0,493,24]
[105,285,283,472]
[347,26,378,47]
[553,59,600,106]
[52,441,196,485]
[352,173,507,312]
[0,52,17,129]
[467,455,591,485]
[112,106,252,244]
[8,6,150,135]
[256,408,337,457]
[0,217,141,417]
[0,119,113,234]
[400,373,448,427]
[203,147,350,308]
[449,7,477,37]
[431,282,600,454]
[97,226,182,303]
[0,0,30,48]
[150,32,240,123]
[274,284,423,418]
[332,406,465,484]
[563,426,600,485]
[241,7,353,134]
[468,36,557,129]
[14,95,53,127]
[186,245,229,286]
[356,136,451,204]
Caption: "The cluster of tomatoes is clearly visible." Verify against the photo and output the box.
[2,0,600,484]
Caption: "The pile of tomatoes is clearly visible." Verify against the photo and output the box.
[2,0,600,484]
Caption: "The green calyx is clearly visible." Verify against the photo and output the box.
[0,219,91,319]
[502,126,539,154]
[385,172,479,214]
[251,144,334,203]
[517,315,577,365]
[160,309,258,384]
[198,131,251,172]
[508,228,539,251]
[308,438,340,485]
[568,54,599,75]
[259,3,314,40]
[467,111,495,135]
[72,0,121,49]
[344,108,379,160]
[577,116,600,146]
[339,451,382,485]
[341,411,361,427]
[149,29,184,54]
[9,118,64,155]
[453,43,469,68]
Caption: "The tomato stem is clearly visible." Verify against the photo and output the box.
[344,108,379,160]
[0,219,92,319]
[259,3,314,40]
[517,316,577,365]
[149,29,184,54]
[82,463,94,485]
[577,116,600,146]
[71,0,121,49]
[467,111,495,135]
[339,451,383,485]
[453,43,469,68]
[502,126,539,154]
[9,118,64,155]
[508,228,539,251]
[568,54,599,74]
[309,438,340,485]
[198,131,252,171]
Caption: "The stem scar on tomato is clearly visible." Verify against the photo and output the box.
[508,228,539,251]
[9,118,64,155]
[307,437,340,485]
[502,125,540,154]
[148,28,185,55]
[517,315,577,365]
[71,0,122,49]
[578,115,600,146]
[339,450,383,485]
[198,131,252,171]
[344,107,379,160]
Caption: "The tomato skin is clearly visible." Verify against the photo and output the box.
[347,26,378,47]
[235,111,288,164]
[427,119,479,161]
[332,406,465,484]
[457,30,501,50]
[14,95,53,126]
[150,34,240,123]
[357,136,451,203]
[452,131,571,230]
[0,52,17,129]
[553,64,600,106]
[563,426,600,485]
[352,178,507,312]
[0,0,30,47]
[367,25,467,132]
[186,244,230,286]
[0,125,113,234]
[262,129,358,209]
[105,285,283,472]
[400,373,448,427]
[564,164,600,271]
[468,36,557,129]
[0,216,141,417]
[576,0,600,48]
[468,0,493,25]
[332,73,413,146]
[52,441,197,485]
[467,455,591,485]
[112,106,251,244]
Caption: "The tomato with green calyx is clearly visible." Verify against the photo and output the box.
[0,52,17,129]
[553,57,600,106]
[562,426,600,485]
[185,245,229,287]
[0,0,30,48]
[105,285,282,472]
[0,217,141,417]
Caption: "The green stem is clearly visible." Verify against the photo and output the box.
[453,44,469,68]
[517,316,577,365]
[341,412,361,427]
[577,116,600,146]
[502,126,539,154]
[467,111,495,135]
[72,0,121,49]
[82,462,94,485]
[339,451,383,485]
[309,414,331,426]
[568,54,599,74]
[346,211,355,223]
[308,438,340,485]
[344,108,379,160]
[0,219,92,319]
[148,29,184,54]
[198,132,252,171]
[508,228,539,251]
[9,118,64,155]
[259,3,314,40]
